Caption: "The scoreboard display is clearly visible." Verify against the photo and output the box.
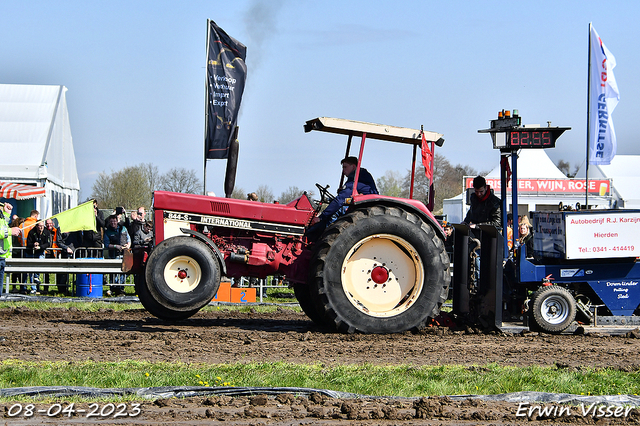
[488,127,570,150]
[508,130,556,148]
[478,111,570,150]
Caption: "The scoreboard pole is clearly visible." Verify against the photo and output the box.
[479,110,571,259]
[511,150,518,249]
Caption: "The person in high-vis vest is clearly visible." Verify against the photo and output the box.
[18,210,39,291]
[0,203,21,293]
[18,210,39,248]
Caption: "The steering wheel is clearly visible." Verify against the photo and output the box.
[315,183,336,205]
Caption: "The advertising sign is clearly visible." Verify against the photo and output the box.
[464,177,611,196]
[532,212,566,259]
[564,211,640,259]
[204,20,247,160]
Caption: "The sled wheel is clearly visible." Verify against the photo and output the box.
[143,236,221,319]
[309,206,450,333]
[531,286,576,333]
[294,282,325,326]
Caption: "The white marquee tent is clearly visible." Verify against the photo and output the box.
[575,155,640,209]
[442,150,615,223]
[0,84,79,218]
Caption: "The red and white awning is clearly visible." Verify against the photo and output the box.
[0,182,46,200]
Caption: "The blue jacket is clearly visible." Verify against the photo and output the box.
[320,168,378,221]
[103,224,131,259]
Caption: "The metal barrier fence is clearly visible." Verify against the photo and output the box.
[8,246,110,259]
[3,247,291,299]
[3,246,125,295]
[234,276,291,303]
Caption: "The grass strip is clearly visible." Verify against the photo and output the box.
[0,360,637,400]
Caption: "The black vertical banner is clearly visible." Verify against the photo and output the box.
[205,20,247,159]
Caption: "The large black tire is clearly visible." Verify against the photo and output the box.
[293,282,325,326]
[309,206,450,334]
[142,236,221,320]
[530,286,576,333]
[135,273,200,320]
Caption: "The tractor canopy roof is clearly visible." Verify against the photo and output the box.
[304,117,444,146]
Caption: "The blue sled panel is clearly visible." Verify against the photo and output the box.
[518,257,640,316]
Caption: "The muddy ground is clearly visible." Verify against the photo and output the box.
[0,305,639,425]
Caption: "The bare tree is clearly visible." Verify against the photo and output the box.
[91,172,114,207]
[400,154,479,214]
[555,159,578,178]
[278,186,315,204]
[230,187,246,199]
[158,168,203,194]
[376,170,404,197]
[90,164,153,210]
[255,184,275,203]
[401,164,430,203]
[435,155,479,209]
[571,163,581,178]
[556,160,571,177]
[141,163,160,192]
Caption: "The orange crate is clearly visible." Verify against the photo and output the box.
[230,287,256,303]
[212,282,231,302]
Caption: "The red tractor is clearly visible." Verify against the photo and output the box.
[130,117,450,333]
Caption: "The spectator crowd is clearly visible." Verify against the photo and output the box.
[0,201,153,296]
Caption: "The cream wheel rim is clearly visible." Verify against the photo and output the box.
[341,234,424,318]
[164,255,202,293]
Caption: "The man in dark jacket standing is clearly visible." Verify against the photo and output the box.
[26,221,50,294]
[463,176,501,287]
[463,176,501,228]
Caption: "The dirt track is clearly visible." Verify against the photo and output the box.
[0,305,639,424]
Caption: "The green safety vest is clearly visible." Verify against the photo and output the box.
[0,211,12,259]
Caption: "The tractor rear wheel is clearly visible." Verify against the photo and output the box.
[530,286,576,333]
[142,236,221,320]
[308,206,450,333]
[293,282,325,326]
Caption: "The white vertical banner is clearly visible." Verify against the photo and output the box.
[589,25,619,166]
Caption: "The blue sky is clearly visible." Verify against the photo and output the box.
[2,0,638,200]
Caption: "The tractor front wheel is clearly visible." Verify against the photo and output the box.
[142,236,221,320]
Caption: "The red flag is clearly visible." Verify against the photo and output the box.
[421,132,433,181]
[501,156,511,182]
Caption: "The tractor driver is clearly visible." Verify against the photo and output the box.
[307,156,378,239]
